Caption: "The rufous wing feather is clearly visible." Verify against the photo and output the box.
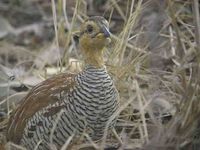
[6,73,76,144]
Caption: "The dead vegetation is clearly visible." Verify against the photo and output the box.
[0,0,200,149]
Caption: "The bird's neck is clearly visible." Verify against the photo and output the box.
[83,48,105,68]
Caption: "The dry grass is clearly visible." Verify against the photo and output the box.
[0,0,199,149]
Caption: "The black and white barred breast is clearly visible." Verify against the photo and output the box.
[20,65,119,149]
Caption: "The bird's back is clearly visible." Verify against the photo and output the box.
[6,72,75,144]
[8,66,119,149]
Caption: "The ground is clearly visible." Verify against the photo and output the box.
[0,0,200,150]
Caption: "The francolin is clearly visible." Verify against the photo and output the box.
[6,16,119,149]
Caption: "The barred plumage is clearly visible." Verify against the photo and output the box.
[20,66,118,149]
[7,16,119,149]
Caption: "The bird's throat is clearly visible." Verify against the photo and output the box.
[84,49,105,68]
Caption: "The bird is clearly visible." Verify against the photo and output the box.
[6,16,119,150]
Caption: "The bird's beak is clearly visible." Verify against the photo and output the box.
[101,25,111,38]
[95,24,111,45]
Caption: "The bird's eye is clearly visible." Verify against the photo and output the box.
[87,25,93,33]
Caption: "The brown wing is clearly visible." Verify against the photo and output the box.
[6,72,76,144]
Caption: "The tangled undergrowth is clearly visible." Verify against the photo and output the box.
[0,0,199,150]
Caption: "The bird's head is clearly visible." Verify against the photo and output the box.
[77,16,111,68]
